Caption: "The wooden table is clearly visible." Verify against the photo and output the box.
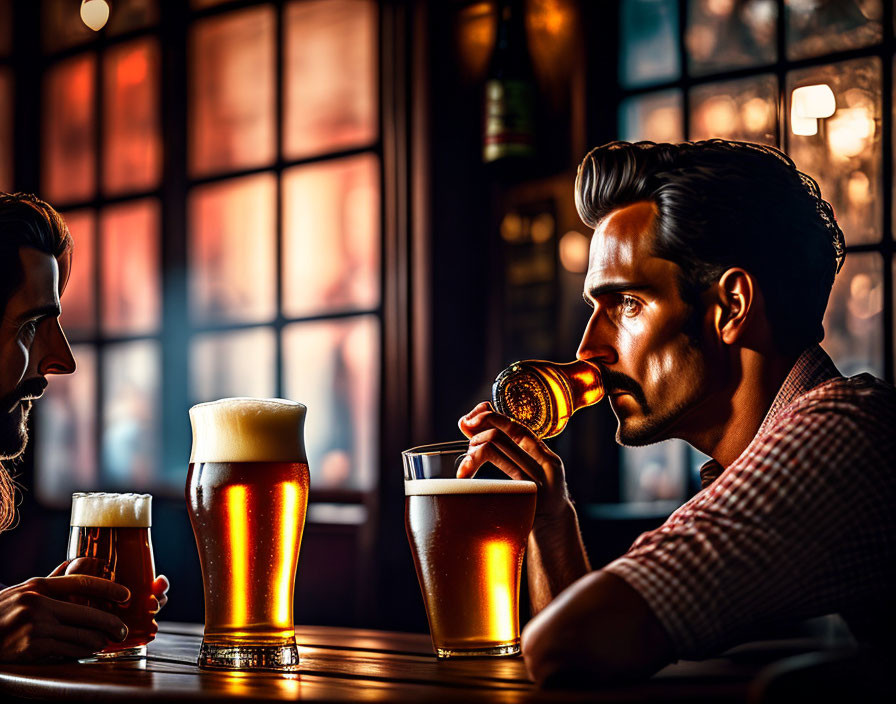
[0,622,852,702]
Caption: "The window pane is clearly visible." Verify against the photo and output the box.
[104,39,161,195]
[42,54,96,205]
[283,0,377,160]
[42,0,95,53]
[189,6,275,176]
[619,90,684,142]
[189,174,277,324]
[60,209,95,337]
[107,0,159,35]
[35,345,97,506]
[786,0,883,61]
[787,59,882,246]
[689,74,777,145]
[101,199,160,334]
[102,341,160,489]
[190,327,276,403]
[621,439,688,503]
[283,316,379,490]
[821,252,884,377]
[687,0,777,76]
[283,154,380,317]
[620,0,680,89]
[0,68,12,192]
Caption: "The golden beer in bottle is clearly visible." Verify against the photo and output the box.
[492,359,604,438]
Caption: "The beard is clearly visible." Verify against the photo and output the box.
[0,378,46,460]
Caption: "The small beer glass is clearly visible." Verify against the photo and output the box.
[403,441,536,658]
[67,492,157,659]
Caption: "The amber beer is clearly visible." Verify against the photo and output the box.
[492,359,604,438]
[405,476,536,657]
[67,492,156,658]
[186,398,309,671]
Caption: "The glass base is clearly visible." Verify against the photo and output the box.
[436,642,520,659]
[198,639,299,671]
[79,644,147,663]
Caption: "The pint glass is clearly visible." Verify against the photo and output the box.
[403,441,536,658]
[67,492,157,659]
[186,397,310,671]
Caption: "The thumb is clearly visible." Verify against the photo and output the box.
[47,560,71,577]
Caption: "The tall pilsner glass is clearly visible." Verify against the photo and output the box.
[186,397,310,670]
[403,441,536,658]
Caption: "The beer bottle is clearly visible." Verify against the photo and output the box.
[482,0,536,164]
[492,359,604,439]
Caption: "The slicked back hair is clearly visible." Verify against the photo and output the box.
[0,192,72,532]
[575,140,845,355]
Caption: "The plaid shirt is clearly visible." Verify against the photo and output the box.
[604,345,896,659]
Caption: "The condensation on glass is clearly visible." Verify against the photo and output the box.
[787,58,882,246]
[0,68,12,192]
[786,0,883,61]
[821,252,884,377]
[282,154,380,318]
[687,0,777,76]
[620,439,689,503]
[42,0,95,53]
[59,209,95,336]
[619,89,684,142]
[35,345,97,506]
[42,53,96,205]
[103,39,161,195]
[619,0,680,89]
[188,173,277,324]
[283,315,379,490]
[283,0,377,160]
[189,5,276,176]
[689,74,777,144]
[190,327,276,403]
[101,199,160,335]
[102,341,160,489]
[106,0,159,36]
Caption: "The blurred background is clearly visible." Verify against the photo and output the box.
[0,0,892,633]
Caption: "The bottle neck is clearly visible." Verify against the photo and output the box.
[560,359,604,411]
[490,0,533,80]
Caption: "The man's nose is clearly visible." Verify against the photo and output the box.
[36,320,76,377]
[576,307,617,364]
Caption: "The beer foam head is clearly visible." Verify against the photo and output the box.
[190,397,307,464]
[70,492,152,527]
[404,478,537,496]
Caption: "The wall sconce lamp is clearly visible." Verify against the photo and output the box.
[81,0,110,32]
[790,84,836,137]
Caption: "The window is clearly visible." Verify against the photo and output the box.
[34,0,383,506]
[616,0,893,501]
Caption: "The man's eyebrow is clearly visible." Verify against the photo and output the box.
[15,304,61,322]
[583,282,652,302]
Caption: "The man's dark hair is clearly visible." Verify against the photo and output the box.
[575,140,845,355]
[0,192,72,531]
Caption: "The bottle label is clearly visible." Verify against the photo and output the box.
[483,79,535,163]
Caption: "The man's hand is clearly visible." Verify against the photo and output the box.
[0,560,130,663]
[458,402,591,612]
[457,401,570,520]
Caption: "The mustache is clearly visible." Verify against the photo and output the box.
[0,378,48,412]
[599,368,651,414]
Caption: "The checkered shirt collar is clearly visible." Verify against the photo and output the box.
[699,345,841,489]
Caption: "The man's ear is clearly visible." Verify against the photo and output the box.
[715,268,756,345]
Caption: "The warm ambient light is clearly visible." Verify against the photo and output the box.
[80,0,110,32]
[790,102,818,136]
[792,84,836,119]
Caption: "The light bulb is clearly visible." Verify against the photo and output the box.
[81,0,110,32]
[792,84,836,119]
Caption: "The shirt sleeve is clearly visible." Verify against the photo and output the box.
[603,398,886,659]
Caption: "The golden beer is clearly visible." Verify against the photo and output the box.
[492,359,604,438]
[186,398,309,670]
[67,492,156,658]
[405,478,536,657]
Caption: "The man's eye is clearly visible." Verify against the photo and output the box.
[620,295,641,317]
[20,321,38,341]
